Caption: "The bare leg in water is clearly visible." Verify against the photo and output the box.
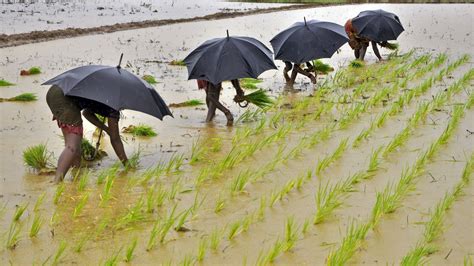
[206,84,234,126]
[55,129,82,183]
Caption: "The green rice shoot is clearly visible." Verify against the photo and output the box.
[240,78,263,90]
[169,99,204,108]
[169,60,186,66]
[349,60,365,68]
[0,79,14,86]
[23,144,53,170]
[6,93,37,102]
[382,42,399,51]
[123,124,157,137]
[28,67,42,75]
[312,60,334,74]
[242,89,273,109]
[142,75,158,84]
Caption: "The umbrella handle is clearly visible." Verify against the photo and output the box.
[238,101,249,108]
[117,53,123,68]
[91,116,107,160]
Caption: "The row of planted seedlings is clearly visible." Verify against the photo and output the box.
[0,51,438,263]
[0,52,454,264]
[401,153,473,265]
[218,55,472,265]
[161,52,461,264]
[324,97,471,265]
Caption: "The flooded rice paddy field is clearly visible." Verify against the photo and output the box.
[1,3,473,265]
[0,0,291,34]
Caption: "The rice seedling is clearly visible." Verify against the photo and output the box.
[256,196,266,221]
[169,59,186,66]
[115,197,146,229]
[210,137,223,152]
[124,238,138,262]
[2,92,38,102]
[242,89,273,109]
[180,254,195,266]
[383,126,411,157]
[103,247,123,266]
[73,193,89,218]
[214,194,226,214]
[27,212,42,238]
[0,202,7,219]
[190,192,206,218]
[28,66,42,74]
[366,146,384,176]
[241,213,254,233]
[51,241,67,266]
[314,181,344,224]
[12,202,28,221]
[209,227,223,252]
[23,143,53,170]
[269,190,280,208]
[159,204,178,243]
[0,79,14,86]
[240,78,262,90]
[312,59,334,74]
[401,244,436,266]
[5,221,21,249]
[125,150,141,171]
[464,255,473,266]
[169,177,181,200]
[174,208,191,232]
[145,186,156,213]
[316,138,348,175]
[189,138,206,165]
[264,238,285,263]
[146,219,161,251]
[77,169,89,191]
[302,218,311,236]
[196,237,208,262]
[96,163,119,184]
[122,124,157,137]
[326,220,370,266]
[100,175,115,206]
[169,99,205,107]
[230,170,252,193]
[349,60,364,68]
[283,216,299,251]
[227,220,242,240]
[165,153,184,174]
[32,192,46,212]
[155,185,168,207]
[142,74,158,84]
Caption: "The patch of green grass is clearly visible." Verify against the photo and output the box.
[9,93,37,102]
[240,78,262,90]
[312,60,334,74]
[169,60,186,66]
[142,75,158,84]
[23,144,53,170]
[122,124,157,137]
[28,67,42,75]
[0,79,14,86]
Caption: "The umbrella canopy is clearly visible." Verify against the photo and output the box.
[352,9,404,42]
[42,64,172,120]
[184,31,277,85]
[270,18,348,64]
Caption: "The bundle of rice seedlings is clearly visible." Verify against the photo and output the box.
[242,89,273,109]
[122,124,157,137]
[2,93,37,102]
[240,78,262,90]
[169,60,186,66]
[0,79,14,86]
[382,42,399,50]
[168,99,204,108]
[23,144,53,170]
[312,60,334,74]
[142,75,158,84]
[350,60,364,68]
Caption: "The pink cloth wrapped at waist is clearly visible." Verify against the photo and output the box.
[53,117,83,136]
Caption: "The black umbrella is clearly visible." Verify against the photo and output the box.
[42,55,172,120]
[184,30,277,84]
[270,18,348,64]
[352,9,404,42]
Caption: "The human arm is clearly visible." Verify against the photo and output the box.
[83,109,109,133]
[107,117,128,165]
[231,79,244,96]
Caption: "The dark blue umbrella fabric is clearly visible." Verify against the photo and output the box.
[184,31,277,84]
[270,19,348,64]
[42,65,172,120]
[352,9,404,42]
